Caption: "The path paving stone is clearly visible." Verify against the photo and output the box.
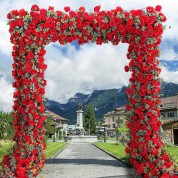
[38,143,138,178]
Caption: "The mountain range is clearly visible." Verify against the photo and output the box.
[45,81,178,124]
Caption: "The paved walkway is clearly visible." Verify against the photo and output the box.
[38,143,137,178]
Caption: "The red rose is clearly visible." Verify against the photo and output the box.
[11,10,19,16]
[64,6,70,12]
[109,19,116,27]
[69,11,76,17]
[146,6,154,13]
[31,5,40,11]
[159,13,167,22]
[40,8,47,15]
[161,172,171,178]
[18,19,24,26]
[27,52,34,59]
[48,6,54,11]
[79,6,85,12]
[19,9,26,17]
[56,10,63,16]
[17,167,27,177]
[94,5,101,13]
[155,5,162,12]
[7,13,12,19]
[38,48,46,56]
[124,65,129,72]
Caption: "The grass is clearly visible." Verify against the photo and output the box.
[107,137,117,141]
[166,145,178,167]
[45,142,67,158]
[0,140,13,163]
[94,142,129,163]
[0,140,67,163]
[94,142,178,170]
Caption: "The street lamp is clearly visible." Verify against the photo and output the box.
[102,123,109,142]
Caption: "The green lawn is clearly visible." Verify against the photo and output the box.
[0,140,67,163]
[166,145,178,165]
[45,142,67,158]
[107,137,117,141]
[94,142,129,163]
[0,140,13,163]
[94,142,178,168]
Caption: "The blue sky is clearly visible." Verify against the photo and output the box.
[0,0,178,112]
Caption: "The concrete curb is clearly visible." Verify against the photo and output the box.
[92,143,132,168]
[51,143,69,159]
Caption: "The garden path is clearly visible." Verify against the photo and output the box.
[38,143,138,178]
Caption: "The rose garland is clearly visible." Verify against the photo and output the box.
[0,4,177,178]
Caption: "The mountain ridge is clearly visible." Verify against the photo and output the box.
[45,81,178,124]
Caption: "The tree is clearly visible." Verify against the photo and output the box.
[44,116,54,138]
[4,113,14,140]
[0,111,9,139]
[83,104,97,135]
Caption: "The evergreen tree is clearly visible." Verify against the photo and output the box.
[83,104,96,135]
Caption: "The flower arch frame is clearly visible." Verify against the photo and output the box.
[1,4,177,178]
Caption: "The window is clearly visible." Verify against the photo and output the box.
[112,117,115,122]
[168,112,174,118]
[108,124,110,128]
[161,113,165,118]
[112,124,116,128]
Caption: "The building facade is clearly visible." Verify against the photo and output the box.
[45,110,68,138]
[103,106,128,137]
[103,95,178,145]
[160,95,178,120]
[160,95,178,145]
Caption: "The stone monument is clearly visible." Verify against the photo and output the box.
[66,99,97,143]
[74,99,84,135]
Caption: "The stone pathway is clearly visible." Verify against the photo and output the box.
[38,143,137,178]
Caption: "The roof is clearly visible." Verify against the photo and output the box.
[104,106,127,117]
[162,118,178,126]
[45,110,68,121]
[160,95,178,110]
[104,95,178,117]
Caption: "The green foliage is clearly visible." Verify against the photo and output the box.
[118,125,129,134]
[83,104,97,135]
[0,140,67,165]
[0,112,8,139]
[44,116,54,138]
[0,112,14,140]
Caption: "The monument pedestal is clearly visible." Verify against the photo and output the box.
[67,135,97,143]
[76,106,84,135]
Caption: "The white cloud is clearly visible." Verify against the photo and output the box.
[0,21,12,55]
[160,66,178,84]
[45,43,130,103]
[160,43,178,60]
[0,77,14,112]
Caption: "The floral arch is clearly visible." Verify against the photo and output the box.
[1,4,177,178]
